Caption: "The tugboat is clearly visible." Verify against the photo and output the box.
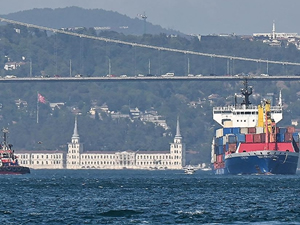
[0,128,30,174]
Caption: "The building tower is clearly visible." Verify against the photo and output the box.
[170,117,186,169]
[66,116,83,169]
[272,20,276,40]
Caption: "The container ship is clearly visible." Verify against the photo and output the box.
[211,80,299,175]
[0,129,30,174]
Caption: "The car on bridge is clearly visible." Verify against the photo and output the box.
[161,72,174,77]
[5,75,16,78]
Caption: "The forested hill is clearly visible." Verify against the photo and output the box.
[0,23,300,165]
[0,7,182,36]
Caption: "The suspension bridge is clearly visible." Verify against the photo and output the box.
[1,16,300,82]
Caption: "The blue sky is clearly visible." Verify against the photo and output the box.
[1,0,300,35]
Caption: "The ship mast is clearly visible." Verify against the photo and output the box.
[240,79,253,108]
[2,128,9,151]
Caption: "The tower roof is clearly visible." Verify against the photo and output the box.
[72,116,79,138]
[175,116,182,138]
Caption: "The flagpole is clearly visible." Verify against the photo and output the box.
[37,91,39,124]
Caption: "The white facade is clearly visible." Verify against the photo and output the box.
[17,117,186,170]
[15,151,65,169]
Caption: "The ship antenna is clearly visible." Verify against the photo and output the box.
[278,89,282,107]
[2,128,8,150]
[241,78,252,108]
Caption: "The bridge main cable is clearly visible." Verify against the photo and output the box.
[1,17,300,66]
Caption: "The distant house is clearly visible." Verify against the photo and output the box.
[49,102,65,110]
[14,99,28,109]
[4,61,25,70]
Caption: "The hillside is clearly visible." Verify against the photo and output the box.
[0,22,299,165]
[0,7,183,36]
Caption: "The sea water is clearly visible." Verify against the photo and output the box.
[0,169,300,225]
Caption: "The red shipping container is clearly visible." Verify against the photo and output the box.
[284,133,293,142]
[245,134,253,143]
[217,154,223,163]
[260,133,266,142]
[253,134,261,143]
[248,127,256,134]
[287,126,295,134]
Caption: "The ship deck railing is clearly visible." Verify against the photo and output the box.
[213,105,282,111]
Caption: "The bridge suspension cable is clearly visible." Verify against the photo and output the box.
[1,17,300,66]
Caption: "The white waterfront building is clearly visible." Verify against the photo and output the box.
[16,117,186,170]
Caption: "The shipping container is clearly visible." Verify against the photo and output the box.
[232,127,240,134]
[236,133,246,143]
[227,134,237,144]
[284,133,293,142]
[217,154,223,163]
[275,127,279,134]
[216,128,223,138]
[245,134,254,143]
[225,142,229,151]
[214,146,218,155]
[248,127,256,134]
[276,133,285,142]
[217,137,223,146]
[253,134,262,143]
[287,126,295,134]
[240,127,248,134]
[223,121,233,127]
[223,128,232,135]
[218,145,223,155]
[279,127,287,134]
[293,133,299,142]
[260,133,266,142]
[256,127,264,134]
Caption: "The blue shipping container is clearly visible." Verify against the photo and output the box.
[236,133,246,143]
[232,127,241,134]
[223,128,232,135]
[276,133,285,142]
[293,133,299,142]
[218,137,223,146]
[218,145,223,155]
[214,146,218,155]
[279,128,287,134]
[225,143,229,151]
[228,135,236,144]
